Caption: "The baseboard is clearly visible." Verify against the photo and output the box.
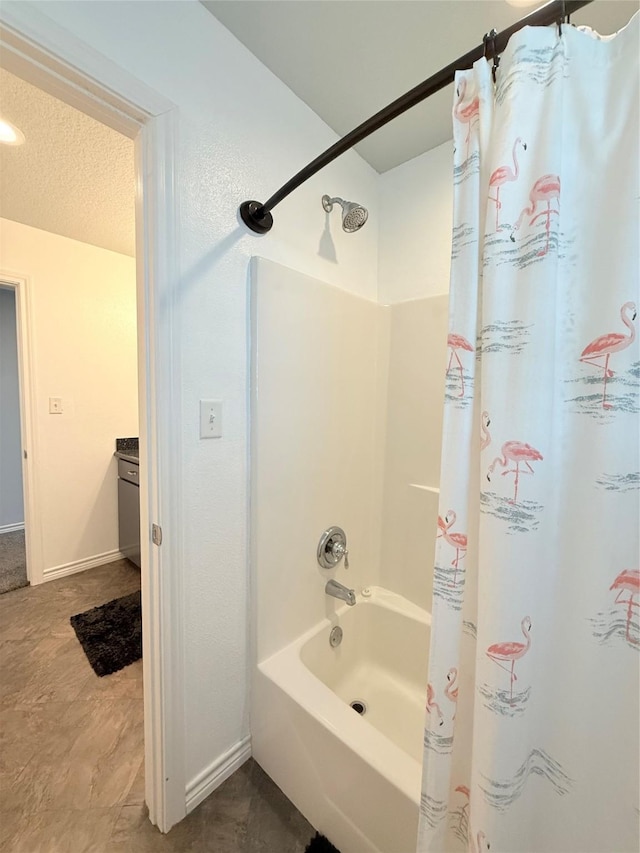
[185,736,251,814]
[43,549,126,582]
[0,522,25,534]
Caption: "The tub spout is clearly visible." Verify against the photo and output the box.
[325,579,356,607]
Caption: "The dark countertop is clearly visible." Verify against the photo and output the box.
[115,437,139,464]
[115,451,139,464]
[116,437,138,455]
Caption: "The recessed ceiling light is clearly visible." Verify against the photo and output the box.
[0,119,25,146]
[506,0,540,7]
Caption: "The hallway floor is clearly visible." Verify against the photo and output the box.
[0,529,28,595]
[0,560,314,852]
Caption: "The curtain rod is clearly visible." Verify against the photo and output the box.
[239,0,593,234]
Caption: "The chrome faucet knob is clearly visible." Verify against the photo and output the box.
[317,526,349,569]
[330,541,349,569]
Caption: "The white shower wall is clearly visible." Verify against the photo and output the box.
[378,140,454,304]
[249,143,455,853]
[379,298,448,612]
[377,141,454,612]
[251,258,389,661]
[252,142,456,658]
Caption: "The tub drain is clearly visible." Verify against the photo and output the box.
[329,626,343,648]
[350,699,367,715]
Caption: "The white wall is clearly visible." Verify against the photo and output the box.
[20,0,380,791]
[377,142,453,610]
[0,285,24,529]
[0,218,138,573]
[378,140,454,304]
[251,259,388,662]
[378,297,448,612]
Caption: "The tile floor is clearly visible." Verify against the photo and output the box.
[0,559,314,852]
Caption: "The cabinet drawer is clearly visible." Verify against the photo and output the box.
[118,458,140,485]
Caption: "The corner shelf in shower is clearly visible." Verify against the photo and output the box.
[409,483,440,494]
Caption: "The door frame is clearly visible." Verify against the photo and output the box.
[0,274,41,584]
[0,3,186,833]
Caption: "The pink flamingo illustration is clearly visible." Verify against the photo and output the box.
[480,411,491,450]
[437,511,467,583]
[445,667,458,719]
[487,440,543,503]
[426,682,444,726]
[454,77,479,162]
[488,137,527,231]
[455,785,470,831]
[610,569,639,646]
[447,333,474,398]
[486,616,532,704]
[510,174,560,256]
[455,784,470,801]
[579,302,637,409]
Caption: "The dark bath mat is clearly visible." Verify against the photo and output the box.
[305,834,341,853]
[70,590,142,676]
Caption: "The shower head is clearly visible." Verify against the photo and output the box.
[322,195,368,233]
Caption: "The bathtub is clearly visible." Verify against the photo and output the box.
[251,587,430,853]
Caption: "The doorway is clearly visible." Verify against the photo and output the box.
[0,283,27,594]
[0,8,185,833]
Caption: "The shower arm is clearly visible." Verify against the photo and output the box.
[239,0,592,234]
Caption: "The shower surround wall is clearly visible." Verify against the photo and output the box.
[379,298,448,612]
[378,140,453,613]
[250,198,451,848]
[251,258,423,853]
[250,257,389,660]
[250,174,455,649]
[250,141,455,850]
[252,143,455,636]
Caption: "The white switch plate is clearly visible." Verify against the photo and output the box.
[199,400,222,439]
[49,397,63,414]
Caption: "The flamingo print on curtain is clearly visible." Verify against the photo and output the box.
[419,16,639,853]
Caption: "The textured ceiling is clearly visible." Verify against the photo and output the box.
[203,0,639,173]
[0,68,135,257]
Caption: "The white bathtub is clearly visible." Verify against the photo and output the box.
[251,587,430,853]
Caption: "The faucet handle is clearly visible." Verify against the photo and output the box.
[331,540,349,569]
[317,526,349,570]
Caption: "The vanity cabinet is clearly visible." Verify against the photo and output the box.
[117,456,140,568]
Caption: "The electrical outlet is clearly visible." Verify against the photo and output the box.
[49,397,63,414]
[199,400,222,439]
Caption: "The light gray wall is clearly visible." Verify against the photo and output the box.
[0,286,24,528]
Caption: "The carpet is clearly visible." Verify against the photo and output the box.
[0,530,28,595]
[305,834,340,853]
[70,590,142,676]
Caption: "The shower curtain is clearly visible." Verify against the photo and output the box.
[419,16,639,853]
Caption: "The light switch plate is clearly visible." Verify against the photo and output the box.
[199,400,222,439]
[49,397,63,414]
